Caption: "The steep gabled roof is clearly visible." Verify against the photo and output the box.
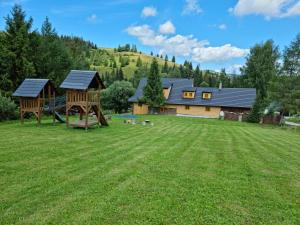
[60,70,104,90]
[128,78,194,102]
[129,78,256,109]
[168,87,256,108]
[13,79,52,98]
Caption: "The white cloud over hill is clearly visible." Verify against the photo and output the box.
[126,24,248,63]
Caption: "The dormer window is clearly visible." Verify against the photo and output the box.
[202,92,212,100]
[183,91,195,99]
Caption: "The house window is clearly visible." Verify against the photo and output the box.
[202,92,212,100]
[205,106,211,112]
[183,92,195,98]
[185,105,190,110]
[138,103,143,107]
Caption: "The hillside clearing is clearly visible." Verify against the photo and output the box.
[0,116,299,224]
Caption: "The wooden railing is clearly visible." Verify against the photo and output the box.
[66,90,100,106]
[87,90,100,105]
[20,98,42,111]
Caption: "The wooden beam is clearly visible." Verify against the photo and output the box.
[20,98,24,124]
[85,92,88,130]
[37,95,41,124]
[53,89,56,124]
[66,91,69,128]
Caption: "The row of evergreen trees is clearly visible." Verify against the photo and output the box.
[0,5,95,96]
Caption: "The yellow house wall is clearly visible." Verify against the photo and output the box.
[133,103,149,114]
[166,104,221,118]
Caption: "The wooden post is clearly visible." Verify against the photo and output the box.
[66,91,69,128]
[85,92,88,131]
[97,91,100,125]
[20,98,24,124]
[42,87,45,108]
[53,89,56,124]
[79,108,83,120]
[37,95,41,125]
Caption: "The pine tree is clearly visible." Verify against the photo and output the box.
[172,56,176,63]
[136,56,142,67]
[150,51,153,56]
[247,98,262,123]
[143,58,165,108]
[117,67,124,80]
[4,4,35,89]
[162,59,168,74]
[36,17,71,84]
[194,65,203,86]
[113,59,117,68]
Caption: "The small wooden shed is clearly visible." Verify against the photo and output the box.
[60,70,108,129]
[13,79,55,124]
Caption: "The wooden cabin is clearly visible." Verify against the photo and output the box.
[13,79,55,124]
[60,70,108,129]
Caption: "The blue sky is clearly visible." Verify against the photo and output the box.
[1,0,300,73]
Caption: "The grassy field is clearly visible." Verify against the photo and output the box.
[0,116,300,224]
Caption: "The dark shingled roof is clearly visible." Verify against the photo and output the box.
[13,79,51,98]
[129,78,256,109]
[182,87,197,92]
[60,70,102,90]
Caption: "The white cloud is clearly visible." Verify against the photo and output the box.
[87,14,99,23]
[230,0,300,19]
[192,44,248,63]
[281,1,300,17]
[141,6,157,17]
[159,20,176,34]
[226,64,244,74]
[218,24,227,30]
[126,24,248,63]
[182,0,202,15]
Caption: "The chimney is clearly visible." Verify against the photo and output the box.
[219,82,223,91]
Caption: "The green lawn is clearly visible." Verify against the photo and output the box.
[0,116,300,225]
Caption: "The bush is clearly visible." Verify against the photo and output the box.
[0,94,18,121]
[101,81,135,113]
[247,98,262,123]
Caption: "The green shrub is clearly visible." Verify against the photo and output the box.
[0,94,18,121]
[247,98,262,123]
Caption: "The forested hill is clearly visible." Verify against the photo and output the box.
[89,47,179,87]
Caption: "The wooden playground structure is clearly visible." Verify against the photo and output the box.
[60,70,108,129]
[13,79,56,124]
[13,70,108,130]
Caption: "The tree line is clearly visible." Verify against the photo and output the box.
[0,5,96,96]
